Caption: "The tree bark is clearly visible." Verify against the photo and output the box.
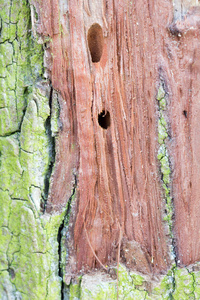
[1,0,200,299]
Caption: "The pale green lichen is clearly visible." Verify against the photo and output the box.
[173,268,195,299]
[156,84,174,241]
[157,144,166,160]
[80,272,117,300]
[158,117,168,144]
[0,270,17,299]
[68,263,200,299]
[157,85,165,101]
[0,0,62,299]
[194,269,200,298]
[159,98,167,110]
[0,0,44,137]
[68,277,82,300]
[130,272,144,286]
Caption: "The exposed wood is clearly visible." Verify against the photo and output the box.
[32,0,200,276]
[168,7,200,266]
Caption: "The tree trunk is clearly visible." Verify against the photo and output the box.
[1,0,200,299]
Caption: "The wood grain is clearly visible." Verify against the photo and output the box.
[32,0,200,274]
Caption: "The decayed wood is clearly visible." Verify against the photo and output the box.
[32,0,200,275]
[167,7,200,266]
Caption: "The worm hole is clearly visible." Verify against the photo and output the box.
[183,110,187,118]
[87,23,104,63]
[98,110,110,129]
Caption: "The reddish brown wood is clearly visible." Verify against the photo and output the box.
[32,0,200,275]
[167,7,200,266]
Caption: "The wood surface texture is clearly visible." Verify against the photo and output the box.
[32,0,200,275]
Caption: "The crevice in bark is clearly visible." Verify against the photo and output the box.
[186,267,196,299]
[167,266,176,300]
[0,130,20,138]
[156,82,177,266]
[57,174,77,299]
[41,86,56,213]
[8,267,15,280]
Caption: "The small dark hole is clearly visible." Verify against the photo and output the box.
[98,110,110,129]
[183,110,187,118]
[87,23,104,63]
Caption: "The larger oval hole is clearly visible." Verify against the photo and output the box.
[98,110,110,129]
[87,23,104,63]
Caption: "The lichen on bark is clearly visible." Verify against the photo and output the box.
[67,263,200,299]
[0,0,61,299]
[157,84,174,247]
